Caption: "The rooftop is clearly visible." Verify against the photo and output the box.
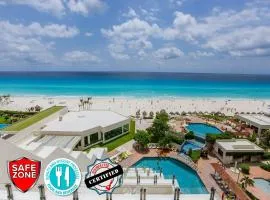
[42,110,129,132]
[216,139,264,152]
[236,114,270,128]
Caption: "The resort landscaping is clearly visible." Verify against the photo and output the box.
[3,106,64,131]
[124,109,270,200]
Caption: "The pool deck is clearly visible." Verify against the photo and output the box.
[119,149,224,198]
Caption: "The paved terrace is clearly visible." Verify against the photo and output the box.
[227,166,270,200]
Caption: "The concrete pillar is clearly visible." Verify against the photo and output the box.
[210,187,216,200]
[38,185,46,200]
[81,136,85,148]
[140,188,143,200]
[143,189,146,200]
[73,189,79,200]
[258,127,262,138]
[103,132,106,143]
[5,184,13,200]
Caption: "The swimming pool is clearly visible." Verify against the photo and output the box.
[254,178,270,194]
[186,123,222,139]
[0,124,8,130]
[133,157,208,194]
[181,141,203,154]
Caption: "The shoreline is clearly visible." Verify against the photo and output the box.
[1,94,270,101]
[1,96,269,116]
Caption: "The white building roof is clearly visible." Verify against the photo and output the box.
[216,139,264,152]
[42,110,129,132]
[236,114,270,129]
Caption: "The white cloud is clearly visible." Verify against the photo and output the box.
[189,51,214,58]
[63,50,100,63]
[102,18,161,41]
[108,44,130,60]
[85,32,93,37]
[102,18,160,60]
[67,0,106,16]
[0,1,6,5]
[169,0,186,7]
[204,26,270,56]
[0,21,79,38]
[2,0,66,17]
[2,0,107,17]
[122,7,138,18]
[153,47,183,60]
[0,20,79,65]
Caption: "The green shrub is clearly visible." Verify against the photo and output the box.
[263,152,270,160]
[190,150,201,163]
[239,164,250,175]
[206,132,233,144]
[185,131,195,140]
[261,163,270,172]
[171,134,184,145]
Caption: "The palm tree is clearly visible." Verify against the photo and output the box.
[136,110,141,119]
[240,176,254,190]
[149,111,154,119]
[142,111,147,119]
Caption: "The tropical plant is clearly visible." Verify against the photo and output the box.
[185,131,195,140]
[149,111,154,119]
[136,110,141,119]
[260,163,270,172]
[239,164,250,175]
[134,130,151,149]
[142,111,147,119]
[240,176,254,190]
[147,116,170,143]
[158,133,173,149]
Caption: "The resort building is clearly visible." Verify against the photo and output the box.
[214,139,264,165]
[235,113,270,137]
[40,110,131,150]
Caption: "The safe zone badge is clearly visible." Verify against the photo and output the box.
[85,158,123,195]
[8,157,41,193]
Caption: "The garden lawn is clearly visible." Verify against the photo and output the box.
[4,106,64,131]
[86,132,135,152]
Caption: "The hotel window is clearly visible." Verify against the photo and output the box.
[104,127,123,140]
[123,124,129,132]
[84,136,89,147]
[90,132,99,144]
[218,148,223,157]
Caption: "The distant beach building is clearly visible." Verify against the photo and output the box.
[40,110,131,150]
[235,113,270,137]
[214,139,264,165]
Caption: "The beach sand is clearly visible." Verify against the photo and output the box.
[1,96,270,116]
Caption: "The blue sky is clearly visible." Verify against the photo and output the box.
[0,0,269,74]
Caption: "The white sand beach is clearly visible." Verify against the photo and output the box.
[1,96,270,116]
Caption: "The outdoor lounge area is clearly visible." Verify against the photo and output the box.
[40,110,131,150]
[214,139,264,165]
[235,114,270,138]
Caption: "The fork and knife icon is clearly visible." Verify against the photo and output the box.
[55,166,70,187]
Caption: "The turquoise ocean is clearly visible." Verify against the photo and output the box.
[0,72,270,98]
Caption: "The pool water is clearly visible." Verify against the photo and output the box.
[0,124,8,129]
[186,123,222,138]
[181,141,203,154]
[254,178,270,194]
[133,157,208,194]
